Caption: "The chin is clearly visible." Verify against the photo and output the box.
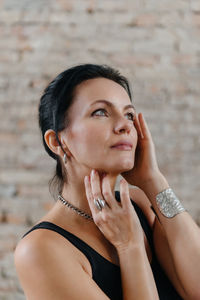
[119,158,134,169]
[94,156,134,174]
[107,162,134,174]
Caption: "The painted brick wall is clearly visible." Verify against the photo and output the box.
[0,0,200,298]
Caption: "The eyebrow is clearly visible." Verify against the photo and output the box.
[90,99,135,111]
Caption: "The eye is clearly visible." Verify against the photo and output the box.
[91,109,135,121]
[91,108,107,116]
[126,112,135,121]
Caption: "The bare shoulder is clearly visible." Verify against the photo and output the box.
[14,229,109,300]
[14,227,89,275]
[128,186,156,230]
[14,229,77,280]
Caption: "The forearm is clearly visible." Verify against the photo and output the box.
[141,173,200,299]
[117,244,159,300]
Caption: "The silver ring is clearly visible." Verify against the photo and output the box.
[94,198,106,210]
[98,199,106,208]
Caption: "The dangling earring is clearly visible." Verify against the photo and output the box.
[63,153,67,164]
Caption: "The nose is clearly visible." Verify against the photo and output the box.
[113,117,133,134]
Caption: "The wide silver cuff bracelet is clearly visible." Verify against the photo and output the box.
[156,188,186,218]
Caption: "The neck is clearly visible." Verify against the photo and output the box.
[59,173,118,220]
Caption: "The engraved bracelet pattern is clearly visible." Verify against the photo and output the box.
[156,188,187,218]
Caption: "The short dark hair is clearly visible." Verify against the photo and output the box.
[38,63,133,198]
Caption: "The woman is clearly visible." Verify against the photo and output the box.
[14,64,200,300]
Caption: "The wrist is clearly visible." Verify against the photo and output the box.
[116,242,145,256]
[139,172,169,194]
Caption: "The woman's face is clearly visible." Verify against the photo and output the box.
[63,77,138,175]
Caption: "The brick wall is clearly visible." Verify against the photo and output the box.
[0,0,200,298]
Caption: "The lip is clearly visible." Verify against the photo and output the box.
[111,141,133,148]
[111,144,132,150]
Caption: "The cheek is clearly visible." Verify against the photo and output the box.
[132,127,138,150]
[69,125,102,157]
[68,121,138,161]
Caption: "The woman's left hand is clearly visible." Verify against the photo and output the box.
[121,113,162,189]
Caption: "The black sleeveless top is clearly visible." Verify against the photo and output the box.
[22,191,183,300]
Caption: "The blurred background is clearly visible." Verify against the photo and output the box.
[0,0,200,299]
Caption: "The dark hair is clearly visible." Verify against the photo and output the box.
[38,63,133,199]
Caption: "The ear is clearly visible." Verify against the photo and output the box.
[44,129,64,157]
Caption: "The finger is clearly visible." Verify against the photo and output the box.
[134,113,144,139]
[84,175,102,214]
[138,113,152,140]
[101,175,119,210]
[90,170,108,209]
[119,178,132,211]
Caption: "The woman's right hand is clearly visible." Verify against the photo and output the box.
[84,170,145,252]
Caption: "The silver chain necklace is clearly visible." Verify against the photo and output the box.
[58,194,94,221]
